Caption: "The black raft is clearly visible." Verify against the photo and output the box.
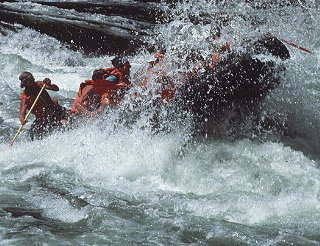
[177,34,290,120]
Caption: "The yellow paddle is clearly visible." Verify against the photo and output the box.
[10,83,46,146]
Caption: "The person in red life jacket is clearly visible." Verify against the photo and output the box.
[102,56,132,105]
[71,68,127,117]
[71,71,103,117]
[147,52,167,77]
[188,29,231,78]
[19,71,68,140]
[142,52,167,86]
[104,56,131,86]
[206,28,231,69]
[142,52,176,101]
[186,49,206,79]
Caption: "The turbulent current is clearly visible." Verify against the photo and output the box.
[0,1,320,245]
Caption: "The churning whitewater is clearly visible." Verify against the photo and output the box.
[0,1,320,245]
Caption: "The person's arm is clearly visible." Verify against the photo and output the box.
[116,82,128,89]
[148,62,168,78]
[19,93,28,125]
[40,78,59,91]
[103,67,115,74]
[219,42,231,52]
[91,93,110,116]
[141,77,148,87]
[116,71,131,86]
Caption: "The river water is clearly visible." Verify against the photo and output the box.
[0,1,320,245]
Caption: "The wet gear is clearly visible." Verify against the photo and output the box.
[20,81,67,140]
[21,82,61,121]
[71,76,126,115]
[71,80,100,114]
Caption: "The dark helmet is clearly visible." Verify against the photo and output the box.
[19,71,34,88]
[111,56,130,69]
[92,69,105,80]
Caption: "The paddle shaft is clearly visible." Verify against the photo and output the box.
[10,83,47,146]
[280,38,314,54]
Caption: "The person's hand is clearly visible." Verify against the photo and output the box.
[21,119,28,125]
[43,78,51,85]
[101,94,110,106]
[89,111,97,118]
[118,83,127,89]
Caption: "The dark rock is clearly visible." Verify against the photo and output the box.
[0,1,166,55]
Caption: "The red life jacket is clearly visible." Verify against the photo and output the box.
[93,79,122,96]
[71,77,125,113]
[160,86,176,101]
[159,77,176,101]
[71,80,94,113]
[210,42,231,69]
[210,53,221,69]
[22,82,56,120]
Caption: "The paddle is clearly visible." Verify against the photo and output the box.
[280,38,314,54]
[268,33,314,54]
[10,83,46,146]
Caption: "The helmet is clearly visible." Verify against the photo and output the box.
[92,69,105,80]
[19,71,34,88]
[111,56,129,69]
